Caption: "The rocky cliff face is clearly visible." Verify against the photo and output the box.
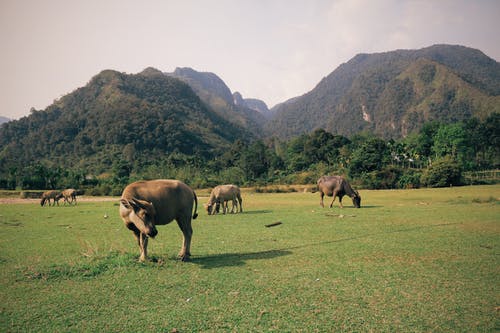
[233,92,270,116]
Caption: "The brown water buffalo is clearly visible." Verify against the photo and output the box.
[56,188,77,205]
[119,179,198,262]
[317,176,361,208]
[205,184,243,215]
[40,190,61,206]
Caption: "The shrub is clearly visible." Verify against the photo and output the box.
[398,169,422,189]
[217,167,246,186]
[87,184,112,196]
[421,156,462,187]
[359,167,401,189]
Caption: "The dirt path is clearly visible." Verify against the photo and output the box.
[0,196,119,205]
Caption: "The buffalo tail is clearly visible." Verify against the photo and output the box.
[192,191,199,220]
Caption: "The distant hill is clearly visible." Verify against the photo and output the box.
[233,92,270,116]
[0,69,251,173]
[1,44,498,178]
[267,44,500,139]
[169,67,267,132]
[0,116,10,126]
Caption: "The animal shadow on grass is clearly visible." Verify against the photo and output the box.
[240,210,273,215]
[191,249,292,269]
[325,205,380,209]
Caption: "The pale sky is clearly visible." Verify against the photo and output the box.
[1,0,499,120]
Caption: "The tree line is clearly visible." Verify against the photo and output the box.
[1,114,498,193]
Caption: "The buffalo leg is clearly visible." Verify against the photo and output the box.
[139,233,149,262]
[329,191,339,208]
[127,223,148,261]
[231,197,237,213]
[320,192,325,207]
[176,217,193,261]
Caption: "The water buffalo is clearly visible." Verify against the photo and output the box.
[317,176,361,208]
[119,179,198,262]
[205,184,243,215]
[56,188,77,205]
[40,190,61,206]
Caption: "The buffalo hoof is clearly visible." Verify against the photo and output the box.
[178,251,191,262]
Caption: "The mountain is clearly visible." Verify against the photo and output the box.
[170,67,234,106]
[1,44,498,177]
[0,116,10,126]
[169,67,267,132]
[233,92,270,116]
[267,44,500,139]
[0,69,251,173]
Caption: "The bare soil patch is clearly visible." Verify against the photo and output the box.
[0,196,119,205]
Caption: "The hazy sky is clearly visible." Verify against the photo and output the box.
[1,0,499,120]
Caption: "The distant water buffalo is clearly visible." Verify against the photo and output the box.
[119,179,198,262]
[205,184,243,215]
[40,190,61,207]
[317,176,361,208]
[57,189,78,205]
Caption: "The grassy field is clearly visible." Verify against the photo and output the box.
[0,185,499,332]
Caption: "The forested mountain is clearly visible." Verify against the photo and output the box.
[168,67,267,132]
[0,44,498,191]
[267,44,500,139]
[0,69,250,175]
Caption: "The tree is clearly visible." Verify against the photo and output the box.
[415,121,440,164]
[239,141,271,181]
[349,137,390,177]
[481,113,500,169]
[285,134,309,172]
[432,123,469,168]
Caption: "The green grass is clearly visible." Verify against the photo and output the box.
[1,185,499,332]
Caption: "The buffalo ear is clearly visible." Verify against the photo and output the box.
[120,199,132,209]
[130,198,150,209]
[121,198,152,212]
[121,198,144,211]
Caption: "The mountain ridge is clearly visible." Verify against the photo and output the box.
[168,67,267,132]
[266,44,500,139]
[0,69,251,173]
[1,44,498,170]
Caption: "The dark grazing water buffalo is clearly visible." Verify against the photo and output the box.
[317,176,361,208]
[119,179,198,262]
[40,190,61,206]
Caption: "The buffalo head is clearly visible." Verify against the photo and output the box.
[352,191,361,208]
[204,203,215,215]
[120,198,158,237]
[204,201,222,215]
